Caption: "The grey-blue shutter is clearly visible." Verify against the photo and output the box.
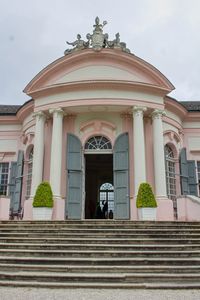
[66,134,82,219]
[113,132,130,219]
[188,160,198,196]
[13,150,24,213]
[179,148,189,195]
[8,161,17,212]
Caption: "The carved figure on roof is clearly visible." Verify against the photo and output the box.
[93,16,107,33]
[67,34,89,50]
[108,32,131,53]
[86,17,109,51]
[64,34,89,55]
[64,17,132,55]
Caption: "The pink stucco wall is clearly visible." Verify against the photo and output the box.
[0,197,10,220]
[156,198,174,221]
[177,196,200,221]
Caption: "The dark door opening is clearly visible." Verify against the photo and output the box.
[85,154,113,219]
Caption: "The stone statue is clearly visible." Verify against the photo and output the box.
[93,16,107,33]
[64,17,131,55]
[107,32,131,53]
[86,16,109,51]
[67,34,88,50]
[64,34,89,55]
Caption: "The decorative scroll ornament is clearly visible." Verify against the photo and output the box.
[64,17,131,55]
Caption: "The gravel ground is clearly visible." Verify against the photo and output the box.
[0,288,199,300]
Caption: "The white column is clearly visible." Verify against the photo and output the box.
[133,106,147,195]
[49,108,64,199]
[152,109,167,198]
[31,111,46,196]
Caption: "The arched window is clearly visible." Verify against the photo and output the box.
[165,144,177,217]
[99,183,114,219]
[85,136,112,150]
[26,147,33,198]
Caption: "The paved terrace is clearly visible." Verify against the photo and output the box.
[0,288,199,300]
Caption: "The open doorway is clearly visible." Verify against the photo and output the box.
[85,154,113,219]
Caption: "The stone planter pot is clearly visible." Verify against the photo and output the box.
[32,207,53,220]
[138,207,157,221]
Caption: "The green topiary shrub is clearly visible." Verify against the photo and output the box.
[136,182,157,208]
[33,181,53,208]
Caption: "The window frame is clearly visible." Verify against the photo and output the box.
[0,162,9,196]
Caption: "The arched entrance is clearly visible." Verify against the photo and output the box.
[66,133,130,220]
[84,136,113,219]
[99,183,114,219]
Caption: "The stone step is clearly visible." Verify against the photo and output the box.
[0,271,200,284]
[1,237,200,244]
[2,228,200,233]
[0,220,200,289]
[1,233,200,239]
[0,220,200,224]
[0,248,199,258]
[0,280,199,289]
[1,221,200,228]
[1,263,200,273]
[0,256,199,266]
[0,242,199,251]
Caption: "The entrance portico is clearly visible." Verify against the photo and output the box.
[22,17,175,221]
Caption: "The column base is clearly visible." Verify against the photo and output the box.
[52,197,65,220]
[156,196,174,221]
[0,196,10,220]
[23,197,34,220]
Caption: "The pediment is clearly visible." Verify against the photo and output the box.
[24,49,174,96]
[53,65,155,85]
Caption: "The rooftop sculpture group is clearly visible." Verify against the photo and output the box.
[64,17,131,55]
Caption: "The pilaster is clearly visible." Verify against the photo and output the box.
[30,111,46,196]
[49,108,65,199]
[152,109,167,198]
[133,106,147,196]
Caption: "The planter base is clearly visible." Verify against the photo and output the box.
[33,207,53,220]
[138,208,157,221]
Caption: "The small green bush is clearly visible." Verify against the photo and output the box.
[136,182,157,208]
[33,181,53,208]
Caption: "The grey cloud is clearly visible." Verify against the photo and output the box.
[0,0,200,104]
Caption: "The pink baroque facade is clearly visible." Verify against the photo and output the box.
[0,18,200,221]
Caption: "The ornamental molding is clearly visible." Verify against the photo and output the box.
[151,109,166,120]
[64,17,131,55]
[49,107,65,117]
[132,106,147,117]
[33,111,46,120]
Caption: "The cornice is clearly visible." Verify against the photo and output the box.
[27,79,170,99]
[16,100,34,122]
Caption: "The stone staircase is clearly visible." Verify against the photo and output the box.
[0,220,200,289]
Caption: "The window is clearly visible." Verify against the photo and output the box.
[26,148,33,198]
[197,161,200,196]
[0,163,9,196]
[165,145,177,218]
[100,183,114,218]
[85,136,112,150]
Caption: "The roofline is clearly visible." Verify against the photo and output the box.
[16,98,33,114]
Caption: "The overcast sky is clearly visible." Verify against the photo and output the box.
[1,0,200,105]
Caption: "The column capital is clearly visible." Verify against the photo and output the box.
[151,109,166,120]
[33,111,46,120]
[132,106,147,117]
[49,107,65,116]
